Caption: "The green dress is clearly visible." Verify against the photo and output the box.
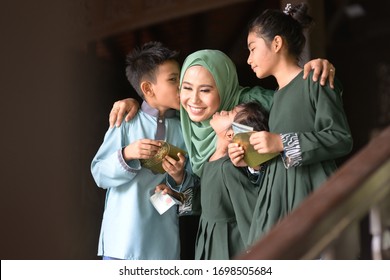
[247,71,353,245]
[195,156,260,260]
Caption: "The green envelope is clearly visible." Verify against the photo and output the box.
[232,132,279,168]
[140,141,187,174]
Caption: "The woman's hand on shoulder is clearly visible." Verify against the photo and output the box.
[109,98,140,128]
[303,58,336,89]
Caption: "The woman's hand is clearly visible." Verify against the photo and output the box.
[109,98,140,128]
[303,58,336,89]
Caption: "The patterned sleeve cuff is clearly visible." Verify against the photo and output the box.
[280,133,302,168]
[117,149,141,173]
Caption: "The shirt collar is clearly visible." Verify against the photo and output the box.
[141,101,176,119]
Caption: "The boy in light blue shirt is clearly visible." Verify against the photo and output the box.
[91,41,196,260]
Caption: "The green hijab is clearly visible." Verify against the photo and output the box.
[179,50,245,177]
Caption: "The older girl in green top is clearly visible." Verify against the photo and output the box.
[228,3,353,246]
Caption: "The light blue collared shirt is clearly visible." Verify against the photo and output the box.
[91,102,195,259]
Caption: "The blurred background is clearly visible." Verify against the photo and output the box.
[1,0,389,259]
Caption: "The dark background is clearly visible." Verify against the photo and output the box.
[1,0,389,259]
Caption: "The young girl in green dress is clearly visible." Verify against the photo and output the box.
[194,101,269,260]
[228,3,353,247]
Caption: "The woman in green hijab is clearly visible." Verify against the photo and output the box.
[179,49,273,177]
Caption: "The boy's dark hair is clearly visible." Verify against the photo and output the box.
[235,101,269,131]
[125,41,179,99]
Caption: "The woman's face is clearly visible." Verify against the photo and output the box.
[180,65,220,122]
[247,31,274,79]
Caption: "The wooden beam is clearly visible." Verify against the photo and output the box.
[68,0,255,43]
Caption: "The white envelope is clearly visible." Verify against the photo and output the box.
[150,191,181,215]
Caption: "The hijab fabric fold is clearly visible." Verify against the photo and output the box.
[179,50,245,177]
